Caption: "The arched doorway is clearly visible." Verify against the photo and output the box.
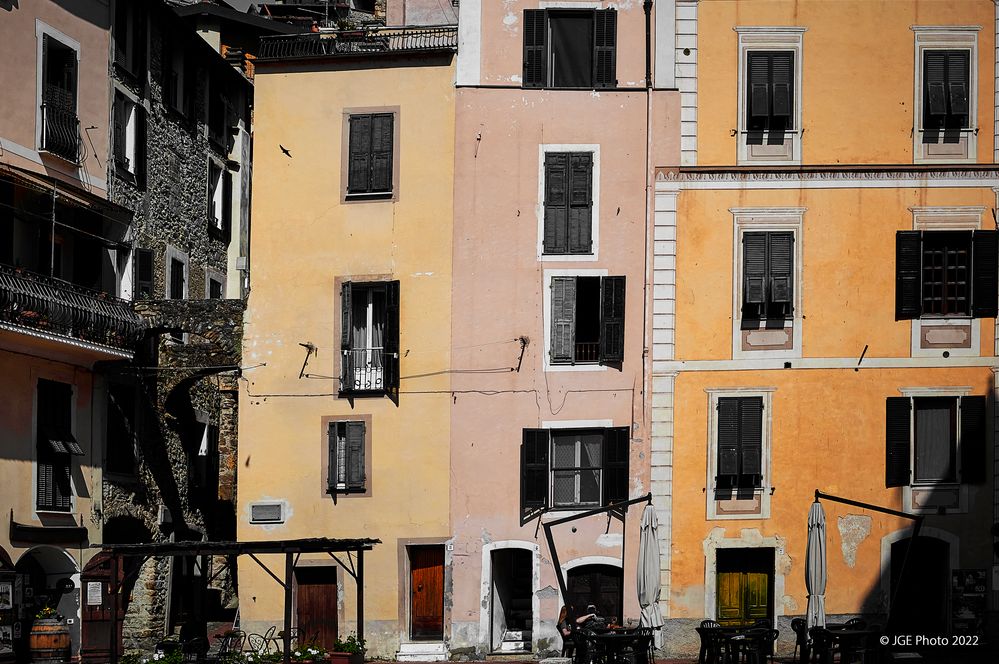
[14,546,80,662]
[565,564,623,624]
[889,536,950,633]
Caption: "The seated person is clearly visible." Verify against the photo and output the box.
[575,604,608,630]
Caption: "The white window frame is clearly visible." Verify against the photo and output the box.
[731,208,804,360]
[35,20,81,154]
[537,144,601,262]
[909,206,983,357]
[114,87,141,176]
[540,419,615,514]
[735,27,805,166]
[543,268,608,372]
[705,388,774,520]
[912,27,980,164]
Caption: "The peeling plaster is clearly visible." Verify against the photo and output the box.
[782,595,798,612]
[596,533,623,548]
[537,585,559,599]
[837,514,872,568]
[502,0,518,34]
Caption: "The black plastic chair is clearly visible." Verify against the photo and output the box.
[700,619,721,629]
[845,618,867,630]
[808,627,834,664]
[695,626,725,664]
[790,618,808,663]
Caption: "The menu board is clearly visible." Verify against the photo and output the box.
[0,573,14,656]
[951,568,986,634]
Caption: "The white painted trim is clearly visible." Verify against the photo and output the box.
[704,389,774,520]
[652,355,999,373]
[730,208,805,360]
[910,25,982,33]
[654,0,677,89]
[910,206,985,229]
[734,27,809,35]
[205,267,226,299]
[479,541,541,654]
[911,318,981,358]
[677,0,698,166]
[543,268,609,373]
[702,530,787,620]
[658,174,999,190]
[898,386,973,397]
[912,29,979,163]
[456,0,481,86]
[540,1,602,8]
[879,527,959,614]
[537,144,601,263]
[541,419,615,429]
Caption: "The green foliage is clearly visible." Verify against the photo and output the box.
[34,606,58,620]
[331,633,365,655]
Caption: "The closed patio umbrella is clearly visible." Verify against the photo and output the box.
[637,504,665,648]
[805,500,827,629]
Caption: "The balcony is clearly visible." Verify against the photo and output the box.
[0,264,143,352]
[40,91,81,163]
[340,348,385,393]
[257,25,458,61]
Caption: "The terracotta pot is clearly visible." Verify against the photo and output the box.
[326,652,362,664]
[29,619,70,663]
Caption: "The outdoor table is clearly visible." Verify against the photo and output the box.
[825,628,882,664]
[722,630,769,664]
[587,629,644,664]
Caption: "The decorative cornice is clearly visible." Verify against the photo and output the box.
[911,25,982,32]
[733,26,808,34]
[656,165,999,185]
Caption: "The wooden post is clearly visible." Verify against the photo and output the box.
[284,553,293,664]
[356,549,364,646]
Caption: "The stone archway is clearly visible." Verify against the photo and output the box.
[15,546,80,660]
[101,516,163,654]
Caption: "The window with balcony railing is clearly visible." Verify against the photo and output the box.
[339,280,400,397]
[40,35,80,163]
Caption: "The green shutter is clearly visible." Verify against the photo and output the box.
[747,53,770,119]
[567,153,593,254]
[972,230,998,318]
[885,397,912,487]
[345,421,365,490]
[327,422,338,493]
[543,153,569,254]
[925,51,947,117]
[896,231,922,320]
[550,277,576,363]
[771,52,793,122]
[742,233,767,327]
[947,51,970,116]
[521,429,549,521]
[960,396,987,484]
[599,276,625,364]
[347,115,372,193]
[717,398,740,479]
[370,113,394,193]
[523,10,547,88]
[593,10,617,89]
[768,232,793,308]
[739,397,763,484]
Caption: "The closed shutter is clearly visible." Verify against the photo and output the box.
[113,95,126,169]
[384,280,401,399]
[347,115,372,193]
[716,398,740,479]
[742,232,767,326]
[972,230,998,318]
[960,396,987,484]
[593,9,617,89]
[768,232,793,308]
[885,397,912,487]
[567,153,593,254]
[42,35,50,97]
[747,52,770,120]
[602,426,629,506]
[895,231,922,320]
[599,275,625,364]
[543,153,568,254]
[521,429,549,520]
[739,397,763,485]
[771,52,793,122]
[345,421,365,490]
[523,9,547,88]
[947,51,970,116]
[134,248,154,300]
[65,43,78,106]
[550,276,576,363]
[925,51,947,117]
[370,114,394,193]
[37,460,54,509]
[54,459,72,510]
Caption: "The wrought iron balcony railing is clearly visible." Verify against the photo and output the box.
[340,348,385,393]
[257,25,458,61]
[40,98,81,163]
[0,264,143,352]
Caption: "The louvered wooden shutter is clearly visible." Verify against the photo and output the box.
[340,282,352,351]
[113,95,127,169]
[743,233,767,325]
[327,422,339,493]
[54,459,72,510]
[972,230,998,318]
[599,276,625,364]
[771,52,792,122]
[947,51,970,116]
[523,9,547,88]
[37,460,54,509]
[222,168,233,242]
[65,43,78,104]
[740,397,763,485]
[717,398,740,478]
[895,231,922,320]
[521,429,549,520]
[543,153,568,254]
[347,115,372,193]
[593,10,617,89]
[769,232,793,307]
[747,52,770,119]
[134,248,154,300]
[384,280,401,399]
[885,397,911,487]
[550,277,576,363]
[42,35,50,94]
[602,426,629,506]
[960,396,987,484]
[567,153,593,253]
[925,51,947,117]
[370,114,394,193]
[345,421,365,490]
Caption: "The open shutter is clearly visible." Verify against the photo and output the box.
[567,153,593,254]
[133,248,154,300]
[593,9,617,89]
[747,52,770,119]
[135,104,147,188]
[742,233,767,327]
[384,280,401,400]
[54,458,72,510]
[602,426,629,506]
[113,95,126,170]
[37,460,54,509]
[768,232,794,311]
[972,230,998,318]
[345,421,366,490]
[550,277,576,363]
[771,52,793,121]
[895,231,922,320]
[599,276,625,364]
[521,429,549,521]
[947,50,970,116]
[543,153,568,254]
[370,114,394,193]
[717,398,740,481]
[222,168,233,242]
[960,396,987,484]
[925,51,947,117]
[326,423,339,493]
[339,282,353,392]
[885,397,912,487]
[347,115,372,193]
[739,397,763,486]
[523,9,547,88]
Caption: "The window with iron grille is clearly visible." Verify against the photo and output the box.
[339,280,400,397]
[523,9,616,89]
[895,230,997,319]
[741,231,793,328]
[346,113,394,197]
[549,275,625,366]
[327,421,366,493]
[36,379,81,511]
[40,35,80,162]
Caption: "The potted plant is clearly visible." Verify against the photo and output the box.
[327,634,364,664]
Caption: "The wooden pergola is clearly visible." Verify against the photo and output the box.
[97,537,380,664]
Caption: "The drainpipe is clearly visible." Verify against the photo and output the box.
[643,0,655,516]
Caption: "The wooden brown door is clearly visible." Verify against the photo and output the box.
[296,567,338,650]
[80,553,123,664]
[409,546,444,640]
[716,548,773,627]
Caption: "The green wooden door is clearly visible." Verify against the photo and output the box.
[716,571,770,626]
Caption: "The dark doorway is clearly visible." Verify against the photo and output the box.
[890,536,949,634]
[716,548,773,627]
[409,546,444,640]
[566,564,622,624]
[296,566,338,649]
[490,549,533,653]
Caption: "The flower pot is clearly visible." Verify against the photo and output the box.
[326,652,362,664]
[29,618,70,664]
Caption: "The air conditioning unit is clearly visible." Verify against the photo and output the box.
[249,502,285,524]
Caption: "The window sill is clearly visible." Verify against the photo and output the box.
[546,362,607,373]
[344,192,394,203]
[34,507,74,516]
[540,253,597,263]
[523,85,619,92]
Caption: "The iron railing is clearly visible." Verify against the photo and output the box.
[40,94,80,163]
[340,348,385,393]
[0,264,143,351]
[258,25,458,61]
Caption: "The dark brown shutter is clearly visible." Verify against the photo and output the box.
[521,428,549,520]
[543,153,568,254]
[717,398,740,478]
[370,113,394,193]
[54,459,72,510]
[769,232,794,308]
[340,282,352,351]
[740,397,764,484]
[972,230,998,318]
[771,52,792,122]
[523,9,547,88]
[327,422,339,493]
[599,276,625,364]
[960,396,987,484]
[747,52,770,119]
[345,421,365,490]
[347,115,372,193]
[550,276,576,363]
[885,397,912,487]
[134,248,154,300]
[925,51,947,117]
[42,35,50,93]
[602,426,629,506]
[65,43,78,104]
[567,153,593,254]
[113,94,126,170]
[384,280,401,399]
[947,51,970,116]
[742,232,767,326]
[896,231,922,320]
[593,9,617,89]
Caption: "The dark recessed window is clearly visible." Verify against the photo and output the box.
[523,9,617,89]
[339,280,400,397]
[550,275,625,366]
[923,49,970,133]
[896,230,997,319]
